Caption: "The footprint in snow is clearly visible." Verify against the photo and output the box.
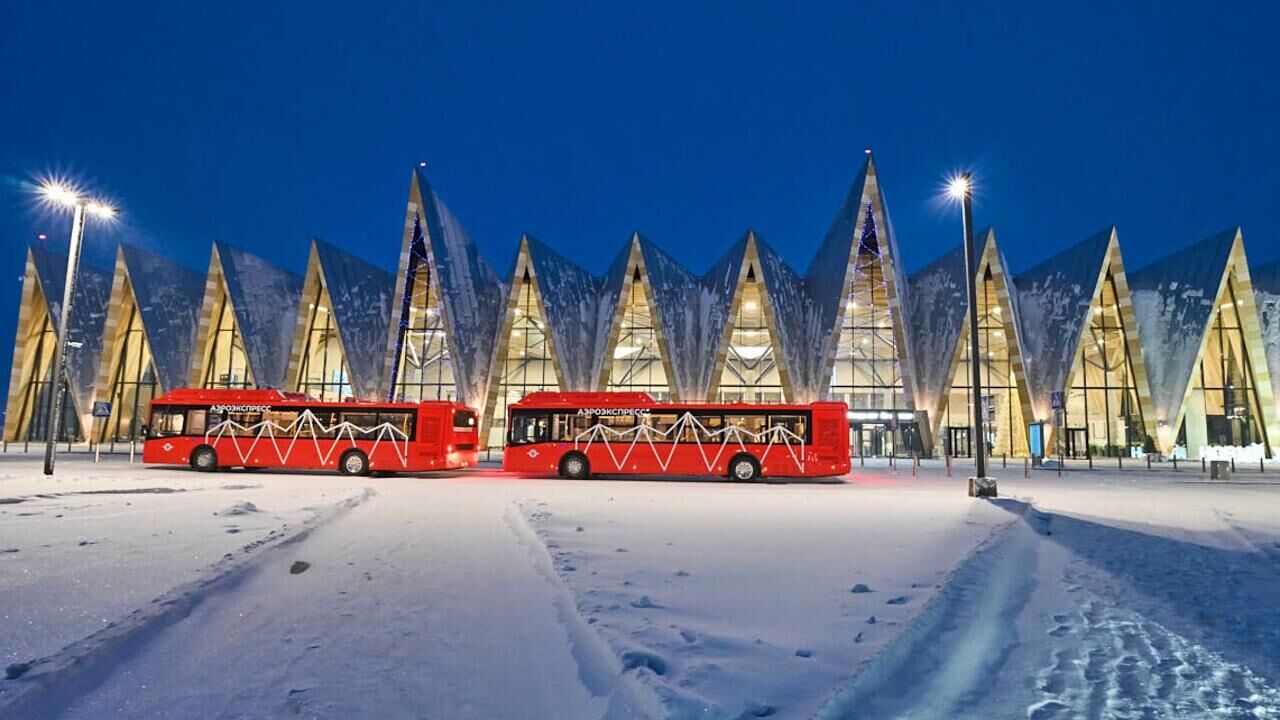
[885,596,907,605]
[630,595,657,609]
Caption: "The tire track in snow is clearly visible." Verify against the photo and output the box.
[506,502,663,720]
[0,487,376,718]
[814,500,1280,720]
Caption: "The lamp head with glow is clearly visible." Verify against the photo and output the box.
[946,174,971,201]
[86,202,117,219]
[40,182,81,209]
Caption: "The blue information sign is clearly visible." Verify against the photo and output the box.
[92,401,112,418]
[1050,391,1064,411]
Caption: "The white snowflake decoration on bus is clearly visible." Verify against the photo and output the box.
[574,412,807,472]
[205,409,411,468]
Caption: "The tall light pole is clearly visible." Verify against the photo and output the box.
[39,181,117,476]
[948,173,995,497]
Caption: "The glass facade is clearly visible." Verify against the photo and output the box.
[1177,273,1270,456]
[605,269,670,399]
[10,305,80,442]
[487,268,559,447]
[1061,269,1149,458]
[296,284,353,402]
[391,231,456,402]
[829,203,916,456]
[940,267,1028,458]
[713,266,783,402]
[201,289,253,389]
[101,296,160,444]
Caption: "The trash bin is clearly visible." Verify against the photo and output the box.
[1210,460,1231,480]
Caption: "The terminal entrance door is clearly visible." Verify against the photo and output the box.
[947,426,971,458]
[1064,427,1089,458]
[851,420,920,458]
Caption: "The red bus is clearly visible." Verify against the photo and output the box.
[142,388,480,475]
[502,392,850,481]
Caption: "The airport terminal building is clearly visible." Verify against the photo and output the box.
[6,154,1280,460]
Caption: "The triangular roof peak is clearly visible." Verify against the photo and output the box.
[292,238,395,399]
[191,241,302,390]
[384,167,505,406]
[1128,227,1269,451]
[113,243,205,394]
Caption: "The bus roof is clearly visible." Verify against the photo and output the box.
[510,391,845,412]
[149,388,469,411]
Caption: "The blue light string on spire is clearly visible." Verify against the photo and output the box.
[387,213,427,400]
[844,200,901,406]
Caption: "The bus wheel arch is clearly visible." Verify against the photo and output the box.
[559,451,591,480]
[728,453,761,482]
[340,449,370,476]
[190,445,219,472]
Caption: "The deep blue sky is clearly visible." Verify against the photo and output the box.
[3,1,1278,403]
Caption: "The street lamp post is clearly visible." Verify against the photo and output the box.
[948,173,996,497]
[40,182,117,476]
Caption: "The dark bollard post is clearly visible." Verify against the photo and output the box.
[1202,457,1206,473]
[1088,453,1093,470]
[1231,458,1236,473]
[1024,457,1029,478]
[1172,456,1178,471]
[1261,458,1265,474]
[1118,454,1123,470]
[1147,454,1151,470]
[946,455,952,477]
[912,454,918,477]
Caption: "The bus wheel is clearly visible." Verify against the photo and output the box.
[340,450,370,476]
[191,446,219,472]
[559,451,590,480]
[728,454,761,482]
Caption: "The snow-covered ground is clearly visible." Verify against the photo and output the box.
[1,454,1278,719]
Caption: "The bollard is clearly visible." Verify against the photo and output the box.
[1087,453,1093,470]
[1231,458,1236,473]
[1262,458,1266,474]
[1202,457,1207,473]
[860,453,865,468]
[946,455,952,477]
[1002,454,1007,469]
[1172,456,1178,471]
[912,454,918,477]
[1118,454,1123,470]
[95,439,101,463]
[1024,457,1029,478]
[129,441,135,464]
[1147,454,1151,470]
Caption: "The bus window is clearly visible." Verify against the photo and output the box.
[768,415,809,442]
[340,412,380,439]
[226,410,264,428]
[264,410,300,431]
[510,412,550,444]
[453,409,477,430]
[553,413,591,442]
[302,409,340,438]
[725,414,767,438]
[378,411,415,439]
[641,413,680,440]
[152,408,186,437]
[692,414,724,442]
[597,414,636,434]
[186,409,207,436]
